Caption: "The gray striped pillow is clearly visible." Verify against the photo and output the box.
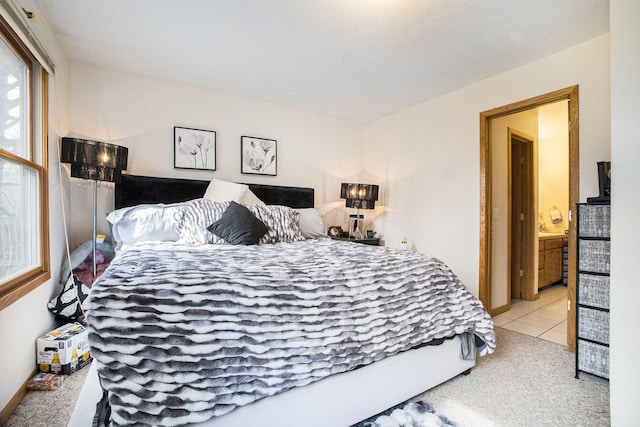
[177,199,230,244]
[247,205,305,243]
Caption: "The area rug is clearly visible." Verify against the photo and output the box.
[351,400,460,427]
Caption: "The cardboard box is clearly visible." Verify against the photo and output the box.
[36,323,92,374]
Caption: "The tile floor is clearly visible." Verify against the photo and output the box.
[492,284,568,346]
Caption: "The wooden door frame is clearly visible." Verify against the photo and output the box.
[509,129,536,302]
[479,85,579,351]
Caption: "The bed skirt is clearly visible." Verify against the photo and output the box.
[76,335,475,427]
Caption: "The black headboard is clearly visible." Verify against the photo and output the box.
[115,174,314,209]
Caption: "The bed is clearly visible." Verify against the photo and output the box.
[76,174,495,427]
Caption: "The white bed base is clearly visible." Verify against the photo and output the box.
[69,335,474,427]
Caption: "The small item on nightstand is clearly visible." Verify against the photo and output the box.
[328,226,342,237]
[400,237,408,250]
[329,233,379,245]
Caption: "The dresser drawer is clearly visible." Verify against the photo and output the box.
[578,274,610,309]
[578,205,611,238]
[577,340,609,379]
[578,240,610,273]
[578,307,609,344]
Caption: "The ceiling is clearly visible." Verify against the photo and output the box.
[37,0,609,122]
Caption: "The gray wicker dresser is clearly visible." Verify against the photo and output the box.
[575,202,610,379]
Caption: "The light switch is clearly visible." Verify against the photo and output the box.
[492,208,499,219]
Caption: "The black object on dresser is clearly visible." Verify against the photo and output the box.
[575,202,610,379]
[330,236,380,246]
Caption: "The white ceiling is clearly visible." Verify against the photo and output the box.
[37,0,609,122]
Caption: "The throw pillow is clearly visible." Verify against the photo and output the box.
[177,199,230,244]
[203,178,248,203]
[240,188,266,205]
[207,201,268,245]
[248,205,305,243]
[47,275,90,323]
[295,208,327,239]
[58,240,93,284]
[107,202,186,251]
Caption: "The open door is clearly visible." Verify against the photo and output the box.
[509,129,535,300]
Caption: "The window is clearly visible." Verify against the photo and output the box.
[0,15,49,309]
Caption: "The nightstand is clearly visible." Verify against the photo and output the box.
[330,236,380,246]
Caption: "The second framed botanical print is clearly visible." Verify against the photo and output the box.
[241,136,277,176]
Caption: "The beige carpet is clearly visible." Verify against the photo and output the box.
[5,362,92,427]
[6,328,609,426]
[418,328,610,426]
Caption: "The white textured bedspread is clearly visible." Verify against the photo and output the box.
[87,239,495,426]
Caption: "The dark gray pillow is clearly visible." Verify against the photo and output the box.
[207,201,268,245]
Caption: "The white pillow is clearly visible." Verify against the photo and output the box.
[240,189,266,205]
[58,240,93,283]
[203,179,248,203]
[295,208,327,239]
[107,203,186,251]
[58,240,115,284]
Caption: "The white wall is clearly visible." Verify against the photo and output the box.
[364,34,610,295]
[0,0,70,414]
[66,62,364,248]
[610,0,640,423]
[538,101,569,234]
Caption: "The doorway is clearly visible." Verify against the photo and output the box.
[478,85,579,351]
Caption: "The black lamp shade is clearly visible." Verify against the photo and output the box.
[345,198,376,209]
[69,164,122,182]
[61,137,128,183]
[340,183,379,209]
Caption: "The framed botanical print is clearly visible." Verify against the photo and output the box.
[174,126,216,171]
[241,136,277,176]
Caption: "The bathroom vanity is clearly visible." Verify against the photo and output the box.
[538,233,567,289]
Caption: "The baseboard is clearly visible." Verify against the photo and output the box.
[489,303,510,317]
[0,368,37,425]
